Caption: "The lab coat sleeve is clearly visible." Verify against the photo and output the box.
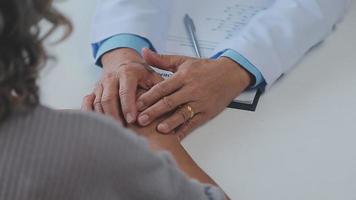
[213,49,266,89]
[91,0,172,53]
[215,0,351,88]
[92,34,152,66]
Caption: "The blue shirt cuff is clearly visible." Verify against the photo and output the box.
[213,49,266,89]
[92,34,154,66]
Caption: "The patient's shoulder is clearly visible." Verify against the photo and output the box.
[0,104,147,151]
[41,105,146,144]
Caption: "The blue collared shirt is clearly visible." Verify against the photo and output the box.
[92,34,266,89]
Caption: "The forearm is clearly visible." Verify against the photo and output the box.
[131,124,230,199]
[129,124,217,185]
[155,135,218,185]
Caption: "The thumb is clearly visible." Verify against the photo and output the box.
[142,48,185,72]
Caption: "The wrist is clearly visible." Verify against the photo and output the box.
[145,130,181,152]
[129,123,181,152]
[217,57,253,90]
[102,48,144,72]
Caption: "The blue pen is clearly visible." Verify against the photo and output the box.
[184,14,202,58]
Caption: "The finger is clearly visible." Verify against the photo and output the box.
[136,75,184,112]
[118,74,138,124]
[117,97,127,127]
[81,93,95,111]
[150,72,165,86]
[136,88,147,100]
[176,113,205,141]
[101,76,121,121]
[142,48,187,72]
[157,104,199,134]
[93,83,104,114]
[137,89,191,127]
[139,72,165,93]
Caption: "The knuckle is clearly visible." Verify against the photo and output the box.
[162,96,175,110]
[176,109,188,122]
[148,104,166,118]
[138,97,148,108]
[93,96,101,104]
[101,75,118,86]
[93,101,101,107]
[93,100,102,108]
[119,87,130,98]
[155,83,168,96]
[117,65,132,74]
[119,65,144,80]
[179,112,188,122]
[83,97,93,105]
[100,95,114,106]
[83,94,93,101]
[102,72,116,81]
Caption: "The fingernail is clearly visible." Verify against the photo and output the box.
[137,101,145,111]
[138,114,150,126]
[158,123,170,134]
[126,113,135,124]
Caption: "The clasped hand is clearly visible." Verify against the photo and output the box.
[82,48,252,140]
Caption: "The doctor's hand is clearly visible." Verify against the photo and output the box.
[83,48,163,124]
[136,48,252,139]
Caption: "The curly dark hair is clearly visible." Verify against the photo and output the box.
[0,0,72,122]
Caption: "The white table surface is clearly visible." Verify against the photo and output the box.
[40,1,356,199]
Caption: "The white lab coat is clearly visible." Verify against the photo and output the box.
[92,0,351,87]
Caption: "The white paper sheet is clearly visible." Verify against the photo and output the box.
[159,0,271,105]
[165,0,270,57]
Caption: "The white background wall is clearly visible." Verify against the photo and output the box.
[39,0,100,109]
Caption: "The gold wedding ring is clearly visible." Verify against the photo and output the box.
[186,105,195,119]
